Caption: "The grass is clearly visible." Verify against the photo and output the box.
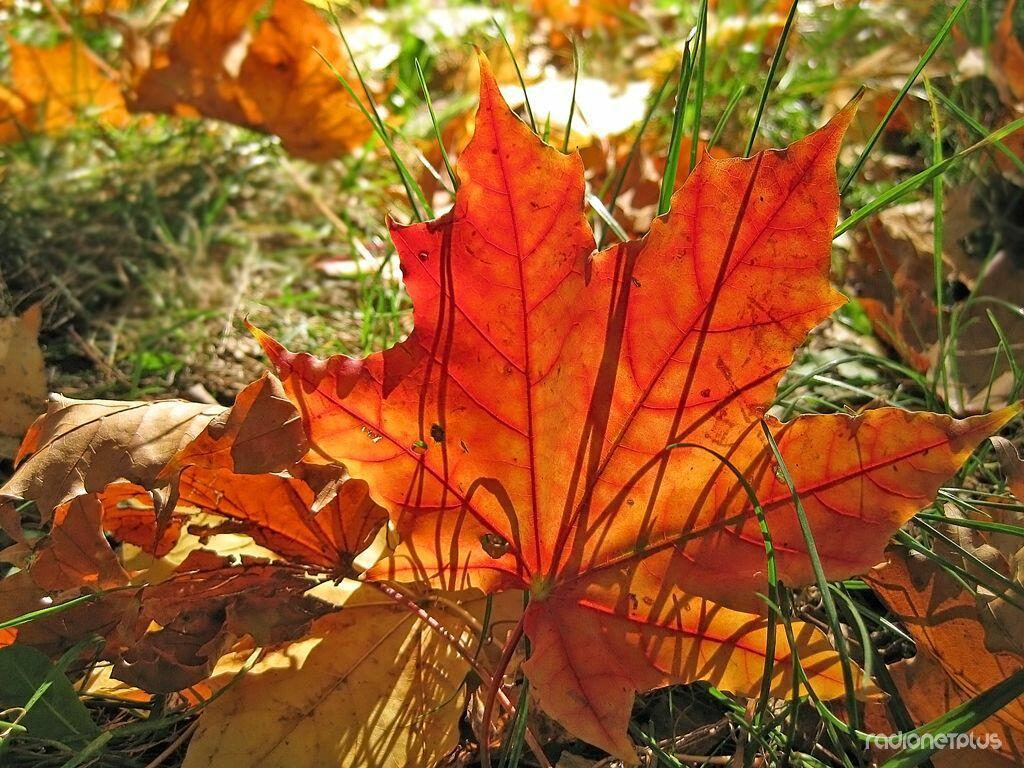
[2,0,1024,766]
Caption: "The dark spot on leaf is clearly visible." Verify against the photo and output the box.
[480,533,510,558]
[430,423,445,443]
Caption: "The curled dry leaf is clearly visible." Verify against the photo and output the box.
[993,436,1024,503]
[867,548,1024,766]
[0,304,46,459]
[126,0,372,161]
[1,372,306,519]
[255,54,1019,759]
[0,39,129,142]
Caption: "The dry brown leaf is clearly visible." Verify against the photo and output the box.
[127,0,371,160]
[0,304,46,459]
[993,436,1024,503]
[1,373,305,518]
[0,38,129,142]
[848,197,1024,412]
[867,548,1024,766]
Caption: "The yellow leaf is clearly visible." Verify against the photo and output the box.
[182,586,470,768]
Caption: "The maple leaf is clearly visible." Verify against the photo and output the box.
[127,0,371,161]
[256,55,1021,758]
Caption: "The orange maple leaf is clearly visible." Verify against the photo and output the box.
[255,56,1019,758]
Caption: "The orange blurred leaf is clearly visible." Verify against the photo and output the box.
[0,38,128,142]
[127,0,372,161]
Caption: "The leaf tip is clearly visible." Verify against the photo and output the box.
[245,321,287,366]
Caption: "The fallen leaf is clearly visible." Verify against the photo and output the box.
[993,436,1024,503]
[3,495,128,591]
[867,547,1024,766]
[256,55,1017,758]
[127,0,371,161]
[847,196,1024,412]
[1,373,305,519]
[178,466,387,577]
[0,38,128,142]
[181,586,472,768]
[112,548,331,692]
[0,304,46,459]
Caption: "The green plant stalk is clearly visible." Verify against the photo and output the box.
[659,36,695,216]
[688,0,709,172]
[745,0,799,157]
[415,59,457,192]
[924,76,951,406]
[840,0,971,194]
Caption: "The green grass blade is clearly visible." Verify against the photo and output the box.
[708,82,747,148]
[659,35,695,217]
[924,76,950,403]
[597,67,673,249]
[759,420,862,733]
[492,17,536,133]
[835,115,1024,237]
[931,87,1024,176]
[688,0,709,173]
[745,0,799,157]
[563,40,580,154]
[415,59,457,192]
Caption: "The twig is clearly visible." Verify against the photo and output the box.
[142,719,200,768]
[68,326,131,384]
